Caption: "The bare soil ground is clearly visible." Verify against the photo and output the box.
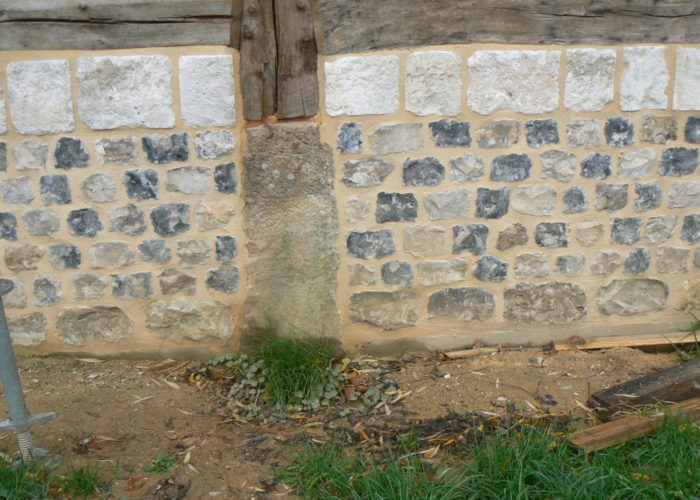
[2,347,681,499]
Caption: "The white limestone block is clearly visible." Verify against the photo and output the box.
[179,55,235,127]
[405,51,461,116]
[325,56,399,116]
[564,48,615,112]
[673,48,700,111]
[621,46,669,111]
[0,85,6,134]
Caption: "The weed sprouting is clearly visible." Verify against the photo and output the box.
[145,452,177,475]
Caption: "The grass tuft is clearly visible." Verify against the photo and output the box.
[145,452,177,475]
[59,465,102,499]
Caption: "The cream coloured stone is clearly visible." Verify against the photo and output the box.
[621,46,669,111]
[424,189,470,220]
[195,201,235,231]
[618,149,655,179]
[575,221,605,247]
[405,51,461,116]
[195,130,235,159]
[564,48,615,112]
[325,56,399,116]
[4,279,27,308]
[656,246,689,273]
[12,140,47,171]
[567,119,601,148]
[590,251,621,276]
[179,55,235,127]
[668,182,700,208]
[348,263,376,286]
[166,166,210,194]
[467,50,560,115]
[678,280,700,310]
[450,154,484,183]
[643,216,677,243]
[56,306,133,346]
[540,150,576,182]
[597,278,668,315]
[368,123,423,155]
[417,259,468,286]
[673,48,700,110]
[403,225,448,257]
[511,185,556,216]
[8,313,46,346]
[349,290,418,330]
[345,197,371,224]
[89,242,135,269]
[0,85,6,134]
[146,299,233,344]
[514,253,550,278]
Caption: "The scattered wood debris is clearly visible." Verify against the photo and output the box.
[553,332,697,351]
[441,346,499,360]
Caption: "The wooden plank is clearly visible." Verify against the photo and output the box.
[442,347,499,360]
[553,332,698,351]
[274,0,319,119]
[569,397,700,452]
[239,0,276,121]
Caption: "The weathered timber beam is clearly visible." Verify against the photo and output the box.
[239,0,276,121]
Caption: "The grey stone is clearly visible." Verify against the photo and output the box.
[349,290,418,330]
[108,204,146,236]
[535,222,569,248]
[13,140,48,171]
[514,253,549,278]
[34,276,62,306]
[54,137,89,169]
[618,149,655,179]
[669,182,700,208]
[403,157,445,186]
[475,187,509,219]
[215,236,237,265]
[428,287,495,321]
[597,278,668,315]
[644,216,677,243]
[453,224,489,255]
[376,192,418,223]
[590,250,622,275]
[555,254,586,277]
[634,182,663,212]
[194,130,235,159]
[177,240,211,267]
[112,272,152,300]
[575,221,605,247]
[143,133,188,164]
[56,306,133,345]
[504,282,587,323]
[124,169,159,200]
[81,173,117,203]
[67,208,103,237]
[0,143,6,172]
[473,255,508,282]
[337,122,362,153]
[657,246,689,273]
[658,148,698,176]
[624,248,651,275]
[179,54,235,127]
[417,259,468,286]
[450,154,484,183]
[0,213,18,241]
[678,280,700,310]
[72,273,108,300]
[137,239,172,264]
[4,279,26,309]
[325,55,399,116]
[349,263,376,286]
[540,150,576,182]
[342,158,394,188]
[491,154,531,181]
[2,177,33,205]
[151,203,190,237]
[159,269,196,295]
[347,230,396,259]
[581,153,612,179]
[496,223,528,251]
[89,242,135,269]
[214,163,237,194]
[40,175,71,205]
[567,119,601,148]
[563,186,588,214]
[206,267,240,293]
[424,189,470,220]
[406,51,461,116]
[403,225,447,257]
[165,166,210,194]
[146,299,233,344]
[695,248,700,269]
[48,244,81,269]
[195,201,235,231]
[95,137,137,165]
[345,197,371,223]
[611,217,642,245]
[595,183,628,211]
[369,123,423,155]
[8,313,46,346]
[604,118,634,147]
[5,244,44,272]
[476,120,520,148]
[525,119,559,148]
[429,120,471,147]
[686,116,700,144]
[564,48,616,112]
[641,115,678,144]
[381,261,413,287]
[681,214,700,244]
[511,184,556,216]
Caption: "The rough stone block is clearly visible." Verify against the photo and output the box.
[594,183,628,211]
[4,279,27,308]
[349,290,418,330]
[146,299,233,344]
[142,133,188,164]
[695,248,700,270]
[681,214,700,244]
[325,56,399,116]
[673,48,700,110]
[137,239,172,264]
[535,222,569,248]
[621,46,669,111]
[214,163,237,194]
[123,170,158,201]
[406,51,461,116]
[95,137,137,165]
[429,120,471,147]
[504,281,587,323]
[40,175,71,205]
[349,263,376,286]
[618,149,654,179]
[344,197,371,224]
[658,148,698,176]
[475,187,509,219]
[89,242,135,269]
[453,224,489,255]
[54,137,89,169]
[72,273,108,300]
[475,120,520,148]
[511,184,556,216]
[56,306,133,345]
[686,116,700,143]
[590,250,621,275]
[13,140,48,171]
[540,150,576,182]
[342,158,394,188]
[417,259,468,286]
[195,201,235,231]
[581,153,612,179]
[657,246,689,273]
[641,115,677,144]
[159,269,196,295]
[0,92,5,135]
[337,122,363,154]
[177,240,211,267]
[450,154,484,183]
[428,287,494,321]
[369,123,423,155]
[643,216,677,243]
[604,118,634,147]
[491,154,531,181]
[2,177,34,205]
[375,192,418,222]
[165,166,210,195]
[597,278,668,315]
[112,272,152,300]
[67,208,103,237]
[206,267,240,293]
[624,247,651,275]
[179,55,235,127]
[424,189,470,220]
[48,244,81,270]
[151,203,190,237]
[678,280,700,310]
[575,221,605,246]
[0,144,6,172]
[195,130,235,159]
[108,204,146,236]
[473,255,508,282]
[565,48,615,112]
[403,225,447,257]
[563,186,588,214]
[514,253,550,278]
[525,119,559,148]
[555,253,586,277]
[5,244,44,272]
[8,313,46,346]
[496,223,528,251]
[634,182,663,212]
[611,217,642,245]
[381,260,413,287]
[668,181,700,208]
[0,213,18,241]
[34,276,62,306]
[347,230,396,259]
[81,173,117,203]
[215,236,237,265]
[567,119,601,148]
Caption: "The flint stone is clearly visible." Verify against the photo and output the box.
[376,192,418,222]
[594,183,628,211]
[213,163,237,194]
[57,306,133,345]
[109,204,146,235]
[151,203,190,237]
[618,149,655,179]
[179,55,235,127]
[581,153,612,179]
[403,157,445,186]
[475,120,520,148]
[496,223,528,251]
[525,119,559,148]
[514,253,549,278]
[567,119,601,148]
[8,313,46,346]
[535,222,569,248]
[453,224,489,255]
[4,279,26,308]
[658,148,698,176]
[611,217,642,245]
[417,259,468,286]
[143,133,188,164]
[5,244,44,272]
[370,123,423,155]
[72,273,108,300]
[678,280,700,310]
[428,287,494,321]
[590,250,622,275]
[429,120,471,147]
[215,236,237,264]
[621,46,669,111]
[343,158,394,187]
[337,122,362,153]
[89,242,135,269]
[13,140,48,170]
[347,230,396,259]
[55,137,89,169]
[177,240,211,267]
[34,276,62,306]
[605,118,634,147]
[657,246,689,273]
[475,187,509,219]
[624,248,651,275]
[195,201,235,231]
[349,291,418,330]
[564,48,615,112]
[381,261,413,287]
[124,170,159,200]
[634,182,663,212]
[2,177,33,205]
[563,186,587,214]
[403,225,447,257]
[540,150,576,182]
[669,182,700,208]
[695,248,700,269]
[681,214,700,244]
[598,278,668,315]
[77,55,174,129]
[195,130,235,159]
[511,184,556,216]
[82,173,117,202]
[0,144,6,172]
[575,221,605,247]
[345,197,371,223]
[348,263,376,286]
[504,282,587,324]
[48,244,81,269]
[406,51,461,116]
[491,154,531,181]
[112,272,152,300]
[159,269,196,295]
[68,208,102,237]
[206,267,240,293]
[166,166,210,194]
[450,154,484,183]
[473,256,508,282]
[641,115,677,144]
[40,175,71,205]
[424,189,470,220]
[95,137,137,165]
[644,216,677,243]
[686,116,700,144]
[146,299,233,344]
[556,254,586,277]
[137,239,172,264]
[673,48,700,111]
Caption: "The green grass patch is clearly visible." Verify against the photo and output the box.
[0,459,108,499]
[145,452,177,475]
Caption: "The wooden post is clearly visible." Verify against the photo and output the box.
[240,0,277,121]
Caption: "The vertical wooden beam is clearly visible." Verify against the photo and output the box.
[240,0,276,121]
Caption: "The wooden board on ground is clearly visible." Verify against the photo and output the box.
[553,332,698,351]
[442,347,499,360]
